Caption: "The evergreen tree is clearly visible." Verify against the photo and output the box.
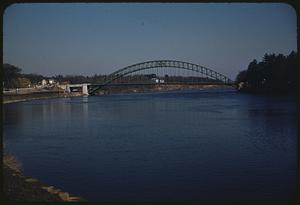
[235,51,297,94]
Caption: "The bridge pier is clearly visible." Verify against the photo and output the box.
[82,84,89,95]
[66,83,90,96]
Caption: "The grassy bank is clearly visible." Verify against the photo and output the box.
[2,154,85,202]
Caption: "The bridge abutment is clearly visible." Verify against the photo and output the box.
[66,83,90,96]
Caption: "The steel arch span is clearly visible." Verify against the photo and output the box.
[89,60,234,95]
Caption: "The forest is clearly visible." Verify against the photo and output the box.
[2,63,109,88]
[235,51,297,95]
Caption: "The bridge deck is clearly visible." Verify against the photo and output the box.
[90,82,234,87]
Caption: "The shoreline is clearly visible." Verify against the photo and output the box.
[93,84,234,95]
[3,154,85,202]
[3,91,84,104]
[3,85,234,104]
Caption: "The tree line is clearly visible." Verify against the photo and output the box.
[4,53,297,92]
[3,64,219,89]
[235,51,297,94]
[2,63,110,88]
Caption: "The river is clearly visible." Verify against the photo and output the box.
[3,88,297,201]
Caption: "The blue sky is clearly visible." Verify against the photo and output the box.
[3,3,297,79]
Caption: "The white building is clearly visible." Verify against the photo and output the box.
[41,79,47,86]
[153,78,165,83]
[48,79,55,84]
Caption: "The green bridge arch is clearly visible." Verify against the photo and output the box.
[89,60,234,95]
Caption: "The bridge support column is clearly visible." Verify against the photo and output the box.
[82,84,89,96]
[66,85,71,93]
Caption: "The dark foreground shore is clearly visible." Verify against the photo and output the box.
[3,155,85,202]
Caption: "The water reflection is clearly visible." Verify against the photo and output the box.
[82,97,89,128]
[3,104,24,126]
[242,95,296,153]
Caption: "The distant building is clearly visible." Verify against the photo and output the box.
[41,79,47,86]
[48,79,55,84]
[152,78,164,84]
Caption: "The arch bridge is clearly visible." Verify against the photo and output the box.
[88,60,234,95]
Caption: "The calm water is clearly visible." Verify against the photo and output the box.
[3,88,297,201]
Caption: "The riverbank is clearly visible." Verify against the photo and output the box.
[3,91,83,104]
[3,154,85,202]
[3,85,234,103]
[95,84,233,95]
